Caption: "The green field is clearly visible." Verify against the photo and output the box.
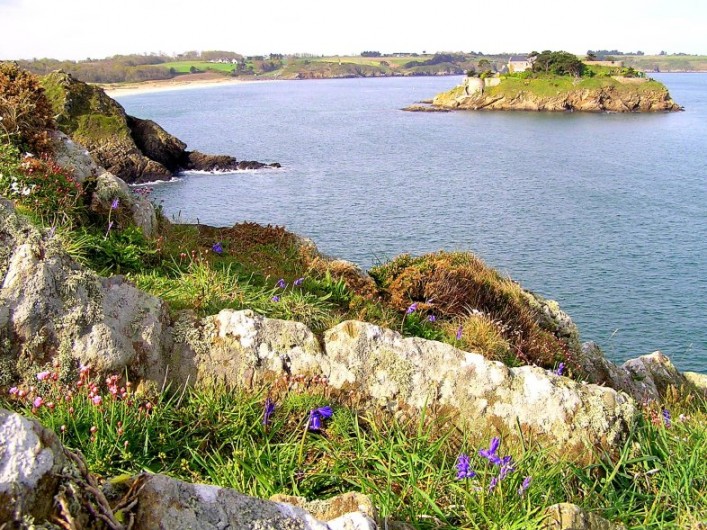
[160,60,237,74]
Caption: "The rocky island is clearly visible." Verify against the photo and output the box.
[418,51,682,112]
[0,62,705,529]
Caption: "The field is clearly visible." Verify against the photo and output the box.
[160,60,238,74]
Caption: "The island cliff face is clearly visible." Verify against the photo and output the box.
[40,71,278,183]
[432,76,682,112]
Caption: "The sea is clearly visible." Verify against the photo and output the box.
[116,74,707,373]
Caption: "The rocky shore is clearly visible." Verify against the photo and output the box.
[41,71,279,183]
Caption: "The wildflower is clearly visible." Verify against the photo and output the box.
[33,396,44,409]
[406,302,418,314]
[488,476,500,491]
[456,325,463,340]
[294,277,305,286]
[18,389,27,398]
[271,295,280,302]
[8,387,18,395]
[276,278,287,289]
[90,426,98,434]
[212,242,223,254]
[455,453,476,480]
[92,395,102,406]
[111,198,119,210]
[308,406,333,431]
[263,398,275,426]
[662,408,671,428]
[428,314,436,322]
[498,455,515,479]
[554,362,565,376]
[518,476,532,495]
[36,370,51,381]
[479,437,501,464]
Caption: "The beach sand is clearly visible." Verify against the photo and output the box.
[101,72,275,97]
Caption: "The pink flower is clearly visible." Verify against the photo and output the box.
[8,387,18,395]
[92,395,102,406]
[36,371,51,381]
[33,396,44,408]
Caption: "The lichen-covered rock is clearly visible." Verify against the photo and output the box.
[271,492,376,522]
[0,408,68,524]
[133,474,377,530]
[91,171,158,238]
[174,309,326,388]
[48,129,102,182]
[0,202,171,382]
[541,503,624,530]
[577,343,696,402]
[323,321,637,464]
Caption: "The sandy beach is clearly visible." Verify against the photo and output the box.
[101,72,276,97]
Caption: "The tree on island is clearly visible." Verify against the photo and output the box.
[533,50,584,77]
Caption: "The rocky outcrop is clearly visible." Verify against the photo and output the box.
[134,474,376,530]
[577,343,703,402]
[0,200,171,382]
[0,408,68,524]
[432,79,682,112]
[41,71,277,183]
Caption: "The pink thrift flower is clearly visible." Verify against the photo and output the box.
[92,395,102,406]
[36,370,51,381]
[33,396,44,408]
[8,387,18,395]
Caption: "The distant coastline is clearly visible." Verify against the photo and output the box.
[101,72,277,97]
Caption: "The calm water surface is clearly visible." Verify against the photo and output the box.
[117,74,707,372]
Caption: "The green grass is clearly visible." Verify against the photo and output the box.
[3,374,705,528]
[160,61,237,74]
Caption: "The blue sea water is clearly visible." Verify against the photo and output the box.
[116,74,707,372]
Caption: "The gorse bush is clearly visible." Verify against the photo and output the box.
[0,62,55,154]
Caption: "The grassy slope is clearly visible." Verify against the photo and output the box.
[483,75,668,99]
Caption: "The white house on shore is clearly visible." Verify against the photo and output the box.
[508,56,535,73]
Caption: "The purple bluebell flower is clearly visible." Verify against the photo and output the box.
[488,476,500,491]
[455,453,476,480]
[479,437,501,464]
[406,302,418,315]
[263,398,275,426]
[111,198,119,210]
[212,242,223,254]
[428,314,436,322]
[276,278,287,289]
[293,277,305,286]
[662,408,671,428]
[518,476,532,495]
[456,325,463,340]
[554,362,565,376]
[498,455,515,479]
[308,405,333,431]
[271,295,280,302]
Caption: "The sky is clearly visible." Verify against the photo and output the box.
[1,0,706,60]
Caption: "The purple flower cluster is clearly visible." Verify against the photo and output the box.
[406,302,419,315]
[212,242,223,254]
[308,406,333,431]
[455,453,476,480]
[478,437,521,492]
[662,408,671,428]
[554,362,565,376]
[276,278,287,289]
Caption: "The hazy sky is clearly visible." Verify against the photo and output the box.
[1,0,705,60]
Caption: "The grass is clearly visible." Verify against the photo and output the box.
[160,61,237,74]
[2,371,705,528]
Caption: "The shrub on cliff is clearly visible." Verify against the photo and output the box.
[369,252,570,368]
[0,62,55,154]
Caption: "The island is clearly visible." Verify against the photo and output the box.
[417,51,682,112]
